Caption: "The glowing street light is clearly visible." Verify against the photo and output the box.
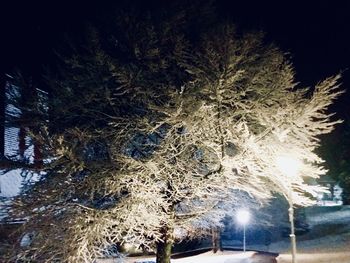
[276,156,301,178]
[236,209,250,252]
[276,155,301,263]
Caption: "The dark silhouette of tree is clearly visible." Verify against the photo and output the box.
[320,116,350,204]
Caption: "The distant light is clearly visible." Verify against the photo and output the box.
[276,155,301,177]
[236,209,250,225]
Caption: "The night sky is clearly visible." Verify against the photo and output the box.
[1,0,350,115]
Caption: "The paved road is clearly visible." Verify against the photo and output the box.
[250,252,278,263]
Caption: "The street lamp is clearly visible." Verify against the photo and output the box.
[276,155,301,263]
[236,209,250,252]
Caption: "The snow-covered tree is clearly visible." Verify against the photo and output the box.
[4,6,342,263]
[127,25,342,262]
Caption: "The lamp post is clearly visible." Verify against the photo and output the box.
[236,209,250,252]
[276,156,301,263]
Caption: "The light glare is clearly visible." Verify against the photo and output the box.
[236,209,250,225]
[276,155,301,177]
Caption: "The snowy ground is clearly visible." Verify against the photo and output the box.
[273,206,350,251]
[275,205,350,263]
[277,252,350,263]
[123,251,256,263]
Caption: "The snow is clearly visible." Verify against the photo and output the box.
[266,206,350,253]
[20,232,34,247]
[122,251,256,263]
[0,169,23,197]
[173,251,255,263]
[272,205,350,262]
[267,231,350,254]
[277,252,350,263]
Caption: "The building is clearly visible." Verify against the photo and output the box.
[0,75,42,220]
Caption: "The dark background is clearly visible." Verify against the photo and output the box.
[1,0,349,112]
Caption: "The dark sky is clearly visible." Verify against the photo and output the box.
[222,1,350,83]
[1,0,350,113]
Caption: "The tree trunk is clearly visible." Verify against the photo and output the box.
[212,79,224,254]
[19,126,26,159]
[34,142,43,168]
[212,226,222,253]
[156,226,173,263]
